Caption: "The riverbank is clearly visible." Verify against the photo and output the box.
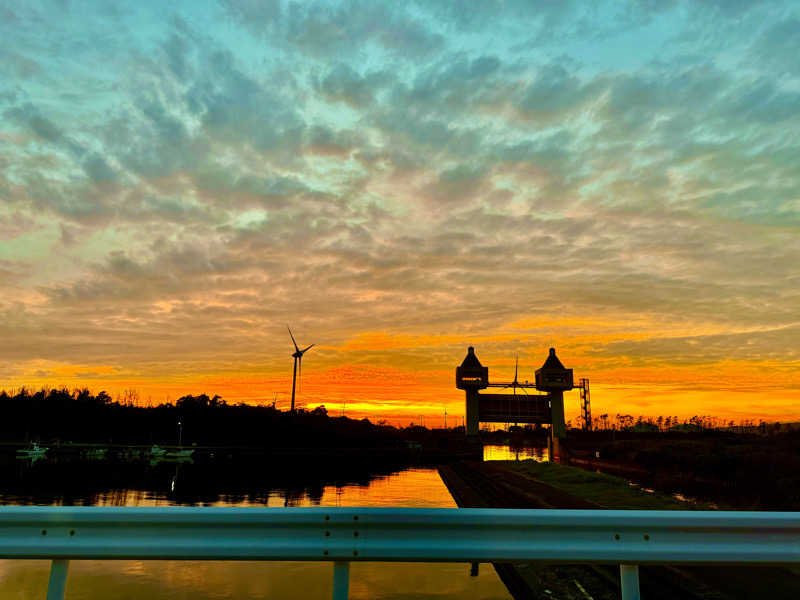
[1,440,480,466]
[439,460,800,600]
[565,430,800,510]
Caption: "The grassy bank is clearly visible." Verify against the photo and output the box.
[505,459,715,509]
[442,460,800,599]
[565,430,800,510]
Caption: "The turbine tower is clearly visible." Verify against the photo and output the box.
[288,325,314,412]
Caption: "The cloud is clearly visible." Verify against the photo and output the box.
[0,50,42,79]
[592,324,800,364]
[283,1,443,58]
[315,63,392,108]
[0,0,798,414]
[751,17,800,76]
[223,0,443,58]
[515,63,603,119]
[4,103,83,155]
[219,0,281,35]
[0,213,39,241]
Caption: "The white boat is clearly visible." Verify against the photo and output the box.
[165,448,194,459]
[86,448,107,460]
[150,445,193,462]
[149,445,167,457]
[16,443,48,460]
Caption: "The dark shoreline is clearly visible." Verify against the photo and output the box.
[440,460,800,600]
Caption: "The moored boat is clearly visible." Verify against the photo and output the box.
[165,448,194,459]
[149,445,167,457]
[16,443,48,460]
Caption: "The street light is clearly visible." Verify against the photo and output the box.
[177,420,183,447]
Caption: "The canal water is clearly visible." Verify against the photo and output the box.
[0,451,536,599]
[482,444,548,462]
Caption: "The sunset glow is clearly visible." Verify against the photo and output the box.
[1,2,798,426]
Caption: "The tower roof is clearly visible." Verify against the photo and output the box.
[460,346,484,368]
[541,347,565,370]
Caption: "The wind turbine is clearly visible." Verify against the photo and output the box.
[288,325,314,412]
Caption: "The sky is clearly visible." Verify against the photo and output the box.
[1,0,798,426]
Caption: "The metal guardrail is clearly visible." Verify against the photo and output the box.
[0,506,798,600]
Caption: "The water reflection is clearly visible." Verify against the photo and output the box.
[1,559,512,600]
[0,457,512,599]
[0,454,428,507]
[482,444,548,462]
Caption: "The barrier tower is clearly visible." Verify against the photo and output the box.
[455,347,488,436]
[534,348,574,460]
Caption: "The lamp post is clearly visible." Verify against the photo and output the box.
[177,420,183,447]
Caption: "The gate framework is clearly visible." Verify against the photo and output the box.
[456,346,580,457]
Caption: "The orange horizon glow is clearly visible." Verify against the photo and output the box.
[5,348,799,428]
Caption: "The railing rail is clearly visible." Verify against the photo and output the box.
[1,506,798,600]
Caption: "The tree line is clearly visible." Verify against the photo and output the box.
[0,387,405,448]
[590,413,790,434]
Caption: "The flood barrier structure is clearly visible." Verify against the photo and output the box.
[456,346,583,459]
[1,506,798,600]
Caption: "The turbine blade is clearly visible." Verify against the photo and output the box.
[301,343,315,354]
[287,325,299,352]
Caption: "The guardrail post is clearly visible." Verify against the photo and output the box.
[332,561,350,600]
[619,564,640,600]
[46,559,69,600]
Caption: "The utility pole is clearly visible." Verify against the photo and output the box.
[444,408,448,429]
